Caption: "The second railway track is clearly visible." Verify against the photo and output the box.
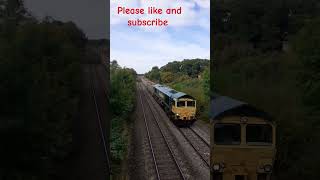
[178,128,210,167]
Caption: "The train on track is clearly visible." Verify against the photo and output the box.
[210,95,276,180]
[150,83,197,126]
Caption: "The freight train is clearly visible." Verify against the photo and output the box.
[152,84,197,126]
[210,95,276,180]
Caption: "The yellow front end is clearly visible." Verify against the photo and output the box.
[171,98,196,121]
[211,117,276,180]
[212,147,275,180]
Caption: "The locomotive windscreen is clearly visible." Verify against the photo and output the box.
[214,123,241,145]
[246,124,273,145]
[187,101,195,107]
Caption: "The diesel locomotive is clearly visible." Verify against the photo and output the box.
[210,95,276,180]
[152,84,197,126]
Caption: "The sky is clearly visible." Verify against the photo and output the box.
[24,0,109,39]
[111,0,210,74]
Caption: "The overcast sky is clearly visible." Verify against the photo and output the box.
[111,0,210,74]
[24,0,210,73]
[24,0,109,39]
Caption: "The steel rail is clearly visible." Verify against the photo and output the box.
[90,66,112,174]
[142,85,186,180]
[138,83,161,180]
[189,127,210,147]
[178,128,210,168]
[139,83,186,180]
[94,65,110,100]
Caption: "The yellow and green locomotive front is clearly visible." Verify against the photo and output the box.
[153,84,197,125]
[211,116,276,180]
[210,96,276,180]
[171,96,197,123]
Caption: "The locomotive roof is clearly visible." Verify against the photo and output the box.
[153,84,195,100]
[210,94,272,121]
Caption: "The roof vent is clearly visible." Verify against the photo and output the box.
[170,90,178,94]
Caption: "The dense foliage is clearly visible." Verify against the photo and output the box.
[213,0,320,179]
[145,59,210,122]
[110,60,136,175]
[0,0,86,179]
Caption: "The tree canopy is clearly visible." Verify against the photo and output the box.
[0,1,86,179]
[109,60,137,175]
[145,59,209,82]
[213,0,320,179]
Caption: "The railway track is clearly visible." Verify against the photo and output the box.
[138,83,185,180]
[189,127,210,147]
[95,65,110,99]
[89,65,111,174]
[178,128,210,167]
[140,80,210,169]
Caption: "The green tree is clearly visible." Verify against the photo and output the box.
[110,60,120,72]
[160,71,174,83]
[0,1,86,178]
[202,67,210,98]
[146,66,161,82]
[294,18,320,111]
[110,62,136,175]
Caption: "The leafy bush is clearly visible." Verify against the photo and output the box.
[110,60,136,174]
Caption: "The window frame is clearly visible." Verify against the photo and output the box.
[214,123,242,145]
[245,124,273,146]
[176,100,186,107]
[186,100,195,107]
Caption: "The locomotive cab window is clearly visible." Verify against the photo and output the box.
[214,124,241,145]
[246,124,273,145]
[177,101,185,107]
[187,101,195,107]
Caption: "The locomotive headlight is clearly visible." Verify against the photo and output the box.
[212,164,221,171]
[176,113,179,116]
[264,164,272,173]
